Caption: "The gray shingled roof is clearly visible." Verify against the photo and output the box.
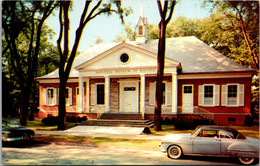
[37,36,252,79]
[138,36,251,73]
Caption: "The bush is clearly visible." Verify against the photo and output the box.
[174,118,212,130]
[66,116,88,122]
[244,115,254,126]
[42,116,58,126]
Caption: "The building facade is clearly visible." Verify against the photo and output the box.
[35,14,255,125]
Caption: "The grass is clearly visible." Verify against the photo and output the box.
[147,125,259,138]
[36,134,161,149]
[33,124,258,150]
[12,119,78,131]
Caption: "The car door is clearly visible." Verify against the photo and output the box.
[219,130,236,155]
[192,129,221,155]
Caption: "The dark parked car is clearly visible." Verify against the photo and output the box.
[2,119,35,142]
[160,125,259,165]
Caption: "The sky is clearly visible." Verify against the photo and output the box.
[46,0,212,52]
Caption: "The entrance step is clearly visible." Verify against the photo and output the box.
[81,119,154,128]
[98,113,143,120]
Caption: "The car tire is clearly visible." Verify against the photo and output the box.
[167,145,182,159]
[238,157,254,165]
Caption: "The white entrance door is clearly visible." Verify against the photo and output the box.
[182,85,194,113]
[120,80,139,113]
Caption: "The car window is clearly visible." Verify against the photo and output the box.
[197,130,218,138]
[219,130,232,139]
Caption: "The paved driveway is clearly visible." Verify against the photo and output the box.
[2,141,239,165]
[35,126,164,140]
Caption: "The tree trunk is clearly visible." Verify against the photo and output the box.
[58,78,67,130]
[154,21,167,131]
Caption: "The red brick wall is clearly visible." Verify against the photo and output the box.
[177,76,252,125]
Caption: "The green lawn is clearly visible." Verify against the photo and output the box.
[147,125,259,138]
[27,120,258,149]
[23,120,259,138]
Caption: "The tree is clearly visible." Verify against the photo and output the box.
[113,24,136,42]
[2,1,58,125]
[57,1,131,130]
[206,1,259,70]
[154,0,177,131]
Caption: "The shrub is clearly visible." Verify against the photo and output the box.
[42,116,58,126]
[164,117,171,125]
[174,118,212,130]
[244,115,254,126]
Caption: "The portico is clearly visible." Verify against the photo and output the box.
[76,64,179,116]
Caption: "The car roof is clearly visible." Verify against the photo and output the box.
[198,125,237,132]
[2,119,19,123]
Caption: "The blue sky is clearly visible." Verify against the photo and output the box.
[46,0,211,52]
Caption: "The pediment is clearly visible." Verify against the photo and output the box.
[75,42,180,71]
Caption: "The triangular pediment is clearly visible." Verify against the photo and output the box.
[75,42,180,71]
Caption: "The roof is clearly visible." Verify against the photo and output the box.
[137,36,251,73]
[36,36,253,79]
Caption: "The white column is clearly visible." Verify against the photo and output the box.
[85,78,90,113]
[172,72,178,114]
[105,75,110,113]
[78,76,84,113]
[140,74,145,119]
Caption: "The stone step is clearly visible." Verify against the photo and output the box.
[81,119,154,128]
[98,113,143,120]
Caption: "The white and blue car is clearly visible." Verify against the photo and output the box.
[160,126,259,165]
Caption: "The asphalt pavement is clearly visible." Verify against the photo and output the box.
[35,125,165,140]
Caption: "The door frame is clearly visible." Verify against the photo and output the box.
[119,79,140,113]
[182,84,194,113]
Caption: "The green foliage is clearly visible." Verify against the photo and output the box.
[2,1,59,123]
[113,23,136,42]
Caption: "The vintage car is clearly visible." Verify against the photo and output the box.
[160,126,259,165]
[2,119,36,142]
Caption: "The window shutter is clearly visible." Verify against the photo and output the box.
[42,88,46,105]
[214,85,220,106]
[198,85,203,106]
[69,88,73,106]
[54,88,57,105]
[91,84,96,106]
[239,84,244,106]
[221,85,227,106]
[166,82,172,105]
[149,82,156,105]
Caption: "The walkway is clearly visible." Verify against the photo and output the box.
[35,125,164,140]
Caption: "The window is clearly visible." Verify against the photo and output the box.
[162,83,166,105]
[120,53,129,63]
[228,117,236,122]
[97,84,104,105]
[149,82,172,106]
[228,85,237,105]
[65,88,72,106]
[46,88,57,106]
[198,130,218,138]
[198,84,219,106]
[222,84,244,107]
[184,86,192,94]
[219,131,232,139]
[204,85,213,105]
[139,25,143,35]
[124,87,136,91]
